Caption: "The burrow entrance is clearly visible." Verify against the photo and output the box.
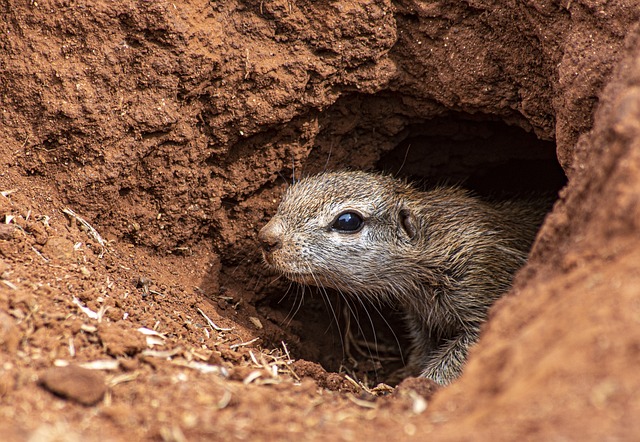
[239,109,566,385]
[378,116,566,194]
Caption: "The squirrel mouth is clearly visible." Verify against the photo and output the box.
[261,248,336,288]
[261,253,319,285]
[261,251,275,266]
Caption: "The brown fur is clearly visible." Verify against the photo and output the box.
[258,171,549,385]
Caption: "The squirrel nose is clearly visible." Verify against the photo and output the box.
[258,223,282,252]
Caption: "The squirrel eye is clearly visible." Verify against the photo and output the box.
[331,211,364,233]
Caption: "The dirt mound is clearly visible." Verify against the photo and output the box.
[1,0,640,439]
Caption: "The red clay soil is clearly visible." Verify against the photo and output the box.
[1,0,640,440]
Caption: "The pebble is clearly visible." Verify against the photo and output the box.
[39,365,106,406]
[0,224,15,240]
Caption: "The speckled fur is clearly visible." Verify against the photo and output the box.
[259,171,548,385]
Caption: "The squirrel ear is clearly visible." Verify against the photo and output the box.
[399,208,418,239]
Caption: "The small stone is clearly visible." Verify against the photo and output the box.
[0,224,15,240]
[248,316,263,329]
[42,236,75,261]
[39,365,106,406]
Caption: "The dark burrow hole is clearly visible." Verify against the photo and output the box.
[258,116,566,386]
[377,117,566,194]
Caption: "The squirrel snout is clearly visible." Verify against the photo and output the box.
[258,223,282,253]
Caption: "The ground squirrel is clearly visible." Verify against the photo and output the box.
[258,170,549,385]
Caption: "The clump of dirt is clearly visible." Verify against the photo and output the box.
[1,0,640,440]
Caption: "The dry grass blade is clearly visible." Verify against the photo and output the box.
[0,189,18,198]
[229,337,260,349]
[247,347,300,381]
[281,341,293,363]
[145,336,166,347]
[171,359,229,377]
[72,297,103,320]
[108,372,140,387]
[62,207,107,255]
[344,374,363,391]
[346,393,377,409]
[68,337,75,357]
[217,390,232,409]
[197,307,233,332]
[31,246,49,263]
[344,374,381,396]
[78,360,121,370]
[242,370,263,384]
[142,347,184,358]
[2,280,17,290]
[137,327,167,339]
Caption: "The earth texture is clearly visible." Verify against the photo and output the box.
[1,0,640,440]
